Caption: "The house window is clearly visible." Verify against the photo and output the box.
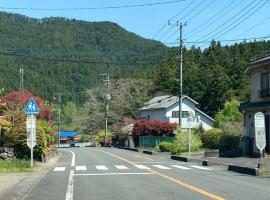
[172,111,179,118]
[172,111,189,118]
[182,111,189,118]
[147,115,150,120]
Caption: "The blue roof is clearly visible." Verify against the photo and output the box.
[60,131,79,138]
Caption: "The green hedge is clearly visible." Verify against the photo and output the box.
[201,128,223,149]
[220,134,242,151]
[159,141,173,152]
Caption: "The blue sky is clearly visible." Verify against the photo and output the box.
[0,0,270,48]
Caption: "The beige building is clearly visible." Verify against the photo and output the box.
[240,55,270,156]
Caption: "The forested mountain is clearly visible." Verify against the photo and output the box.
[0,12,169,103]
[153,40,270,117]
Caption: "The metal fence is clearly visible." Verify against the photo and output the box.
[139,135,175,148]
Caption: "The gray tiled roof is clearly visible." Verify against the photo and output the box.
[248,54,270,66]
[140,95,198,110]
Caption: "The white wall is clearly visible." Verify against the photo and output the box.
[140,109,168,121]
[140,98,214,130]
[195,111,214,130]
[166,98,196,128]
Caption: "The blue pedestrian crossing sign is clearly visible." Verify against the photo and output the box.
[24,97,39,115]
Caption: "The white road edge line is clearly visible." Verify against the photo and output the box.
[62,149,76,167]
[65,170,74,200]
[74,172,153,176]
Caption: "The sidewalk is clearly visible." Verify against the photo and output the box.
[0,153,60,198]
[141,149,270,176]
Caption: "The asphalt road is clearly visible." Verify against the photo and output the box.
[4,147,270,200]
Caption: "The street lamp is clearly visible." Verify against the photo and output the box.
[188,111,195,157]
[100,74,111,146]
[170,78,182,129]
[53,93,62,148]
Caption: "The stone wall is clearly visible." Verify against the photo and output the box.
[0,147,15,160]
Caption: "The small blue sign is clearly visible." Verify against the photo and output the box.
[25,97,39,114]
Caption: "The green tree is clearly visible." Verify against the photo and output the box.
[214,99,243,127]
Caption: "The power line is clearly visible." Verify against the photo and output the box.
[235,14,270,38]
[198,0,269,48]
[162,0,216,42]
[186,0,243,38]
[0,0,186,11]
[194,0,262,42]
[158,0,205,41]
[152,0,195,39]
[186,0,216,23]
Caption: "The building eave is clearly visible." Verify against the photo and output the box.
[195,108,215,122]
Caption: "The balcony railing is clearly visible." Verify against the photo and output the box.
[259,88,270,97]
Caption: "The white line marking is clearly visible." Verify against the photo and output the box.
[134,164,151,170]
[62,149,76,167]
[190,165,212,170]
[53,167,66,172]
[115,165,129,170]
[74,172,153,176]
[171,165,191,170]
[75,166,87,171]
[152,165,171,169]
[96,165,108,170]
[65,170,74,200]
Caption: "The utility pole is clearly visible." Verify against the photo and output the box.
[168,21,186,128]
[54,93,62,148]
[100,74,111,146]
[178,22,184,127]
[19,67,24,90]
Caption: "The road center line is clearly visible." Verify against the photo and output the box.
[62,149,76,167]
[135,155,154,161]
[98,149,225,200]
[74,172,153,176]
[65,170,74,200]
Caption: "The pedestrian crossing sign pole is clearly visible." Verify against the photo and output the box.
[25,97,39,167]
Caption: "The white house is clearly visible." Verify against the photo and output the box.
[139,95,215,130]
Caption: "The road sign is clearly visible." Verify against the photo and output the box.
[26,115,36,149]
[27,128,36,148]
[26,115,36,129]
[254,112,266,152]
[24,97,39,114]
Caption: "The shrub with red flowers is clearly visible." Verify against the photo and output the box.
[2,90,53,120]
[132,119,177,146]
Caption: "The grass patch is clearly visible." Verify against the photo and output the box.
[0,160,34,172]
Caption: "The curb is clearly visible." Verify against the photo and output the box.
[171,155,262,176]
[142,150,153,155]
[115,146,139,152]
[171,155,189,162]
[228,165,258,176]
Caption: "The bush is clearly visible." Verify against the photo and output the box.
[220,134,242,151]
[159,141,173,152]
[95,130,112,145]
[171,130,202,154]
[132,119,177,146]
[201,128,223,149]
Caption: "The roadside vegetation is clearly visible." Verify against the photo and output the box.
[0,160,33,172]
